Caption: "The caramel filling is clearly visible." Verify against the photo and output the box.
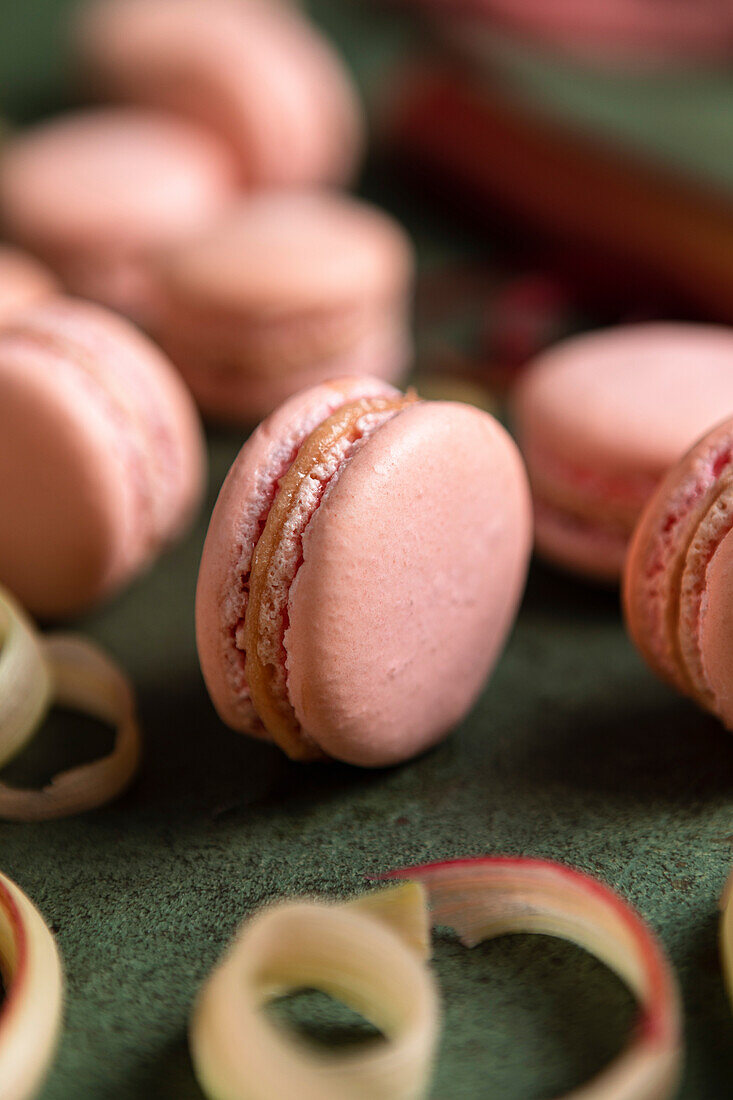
[244,393,416,760]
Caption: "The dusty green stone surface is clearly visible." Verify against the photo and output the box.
[0,2,732,1097]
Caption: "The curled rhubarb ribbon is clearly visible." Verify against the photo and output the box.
[0,870,63,1100]
[189,882,440,1100]
[384,857,683,1100]
[0,586,141,820]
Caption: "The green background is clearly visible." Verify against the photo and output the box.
[1,2,732,1097]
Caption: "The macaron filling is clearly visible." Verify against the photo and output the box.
[241,392,416,759]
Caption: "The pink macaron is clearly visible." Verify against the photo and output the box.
[0,246,57,324]
[624,414,733,730]
[74,0,363,187]
[196,375,531,767]
[514,324,733,582]
[0,108,237,317]
[149,192,414,423]
[0,296,205,619]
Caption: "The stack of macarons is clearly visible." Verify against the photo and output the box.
[0,0,413,421]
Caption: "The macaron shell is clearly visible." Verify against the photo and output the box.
[0,108,235,253]
[196,375,400,735]
[697,525,733,728]
[285,402,532,766]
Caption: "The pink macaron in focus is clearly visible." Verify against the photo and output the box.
[0,296,205,619]
[624,414,733,731]
[514,324,733,582]
[149,192,414,423]
[0,246,58,324]
[0,108,237,318]
[74,0,363,187]
[196,376,532,767]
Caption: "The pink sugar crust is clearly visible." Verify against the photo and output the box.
[75,0,363,187]
[516,324,733,578]
[623,417,733,709]
[286,401,532,765]
[533,498,628,583]
[0,296,204,618]
[0,247,58,325]
[0,108,235,264]
[196,376,399,736]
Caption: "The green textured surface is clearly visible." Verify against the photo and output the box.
[1,2,732,1098]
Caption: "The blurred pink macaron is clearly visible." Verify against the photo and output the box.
[196,376,531,766]
[624,414,733,731]
[0,108,237,317]
[0,296,205,619]
[0,246,58,324]
[149,192,414,423]
[514,324,733,582]
[74,0,363,187]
